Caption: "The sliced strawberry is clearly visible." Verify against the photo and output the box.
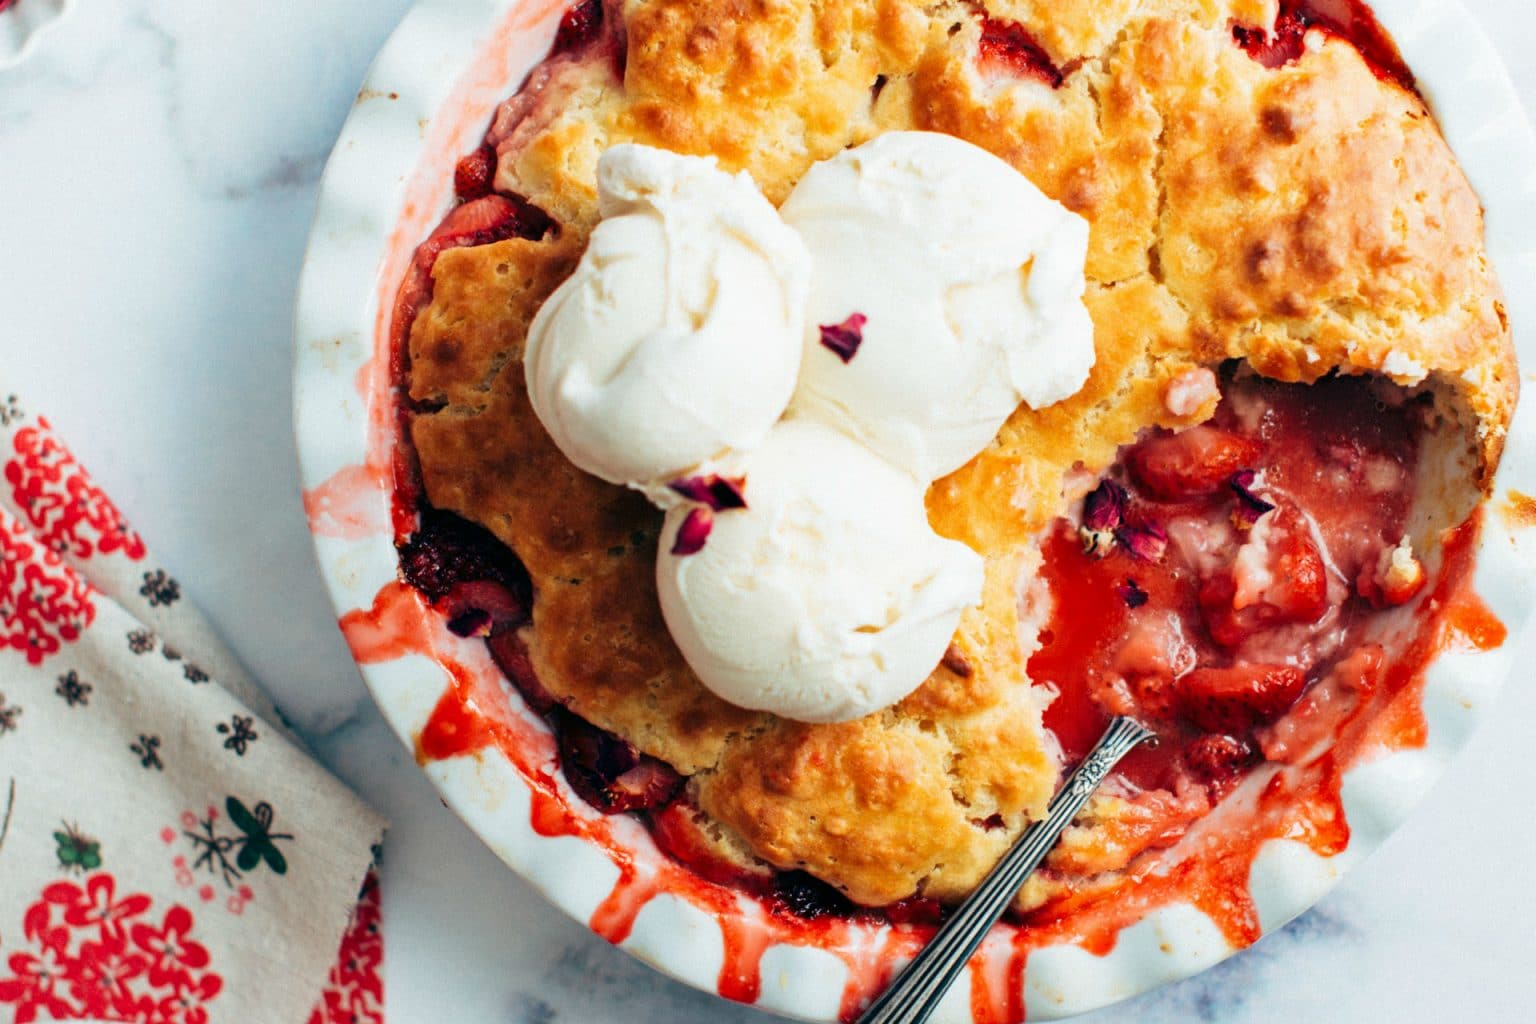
[549,0,625,78]
[1198,513,1328,647]
[553,0,604,55]
[1127,426,1263,501]
[885,897,944,926]
[1184,733,1260,782]
[1331,642,1385,698]
[606,759,685,812]
[1268,521,1329,618]
[650,800,772,889]
[1196,572,1243,647]
[486,630,562,714]
[557,712,683,814]
[1126,672,1176,720]
[392,193,554,355]
[453,144,497,201]
[1231,9,1309,70]
[415,194,548,274]
[439,580,527,637]
[398,508,532,614]
[977,15,1065,88]
[1173,663,1307,733]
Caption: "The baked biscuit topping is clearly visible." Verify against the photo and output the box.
[400,0,1515,915]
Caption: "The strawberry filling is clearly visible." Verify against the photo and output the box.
[392,193,552,384]
[384,2,1470,925]
[549,0,626,80]
[394,366,1445,919]
[398,510,681,814]
[1034,368,1430,803]
[976,15,1066,88]
[1231,0,1415,92]
[397,509,533,637]
[552,0,605,57]
[557,711,684,814]
[453,144,498,201]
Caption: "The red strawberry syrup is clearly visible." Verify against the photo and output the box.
[1232,0,1415,92]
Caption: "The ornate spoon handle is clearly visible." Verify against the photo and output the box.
[857,716,1156,1024]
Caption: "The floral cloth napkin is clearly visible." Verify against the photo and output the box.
[0,394,386,1024]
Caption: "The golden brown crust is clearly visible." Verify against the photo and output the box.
[408,0,1517,906]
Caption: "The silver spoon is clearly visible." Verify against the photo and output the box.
[857,716,1156,1024]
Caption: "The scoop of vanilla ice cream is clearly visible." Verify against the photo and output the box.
[526,144,810,497]
[780,131,1096,482]
[656,419,985,723]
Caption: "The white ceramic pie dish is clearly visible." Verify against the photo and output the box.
[293,1,1536,1019]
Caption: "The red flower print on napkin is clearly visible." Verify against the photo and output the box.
[308,869,382,1024]
[66,930,145,1020]
[131,906,211,989]
[0,943,74,1024]
[0,872,223,1023]
[5,419,147,562]
[46,873,152,940]
[0,515,96,665]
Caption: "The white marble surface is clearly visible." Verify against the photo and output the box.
[1,2,1534,1021]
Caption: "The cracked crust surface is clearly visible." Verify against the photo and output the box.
[407,0,1515,908]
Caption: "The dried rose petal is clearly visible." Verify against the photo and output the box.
[1079,479,1128,557]
[1083,479,1128,530]
[1117,579,1149,608]
[819,313,868,363]
[668,473,748,511]
[671,507,714,556]
[1228,469,1276,529]
[1115,522,1168,562]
